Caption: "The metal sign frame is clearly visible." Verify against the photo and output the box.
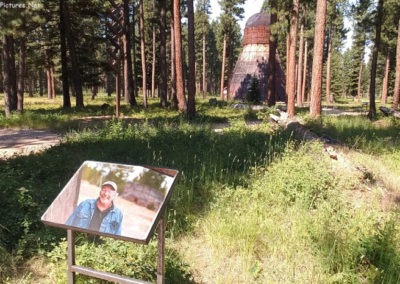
[66,214,165,284]
[41,161,178,283]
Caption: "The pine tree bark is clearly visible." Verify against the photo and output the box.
[287,0,299,117]
[296,22,304,107]
[59,0,71,108]
[202,32,206,99]
[392,18,400,110]
[50,64,56,98]
[381,55,389,104]
[170,16,178,108]
[46,64,56,99]
[159,0,168,107]
[63,0,84,108]
[139,0,148,108]
[368,0,384,119]
[28,75,33,98]
[151,1,156,99]
[173,0,187,112]
[151,6,156,99]
[267,12,277,106]
[123,0,136,106]
[326,25,333,104]
[357,63,363,100]
[115,60,121,117]
[310,0,327,118]
[220,34,227,100]
[302,40,308,103]
[187,0,196,118]
[2,35,18,116]
[39,68,44,96]
[17,39,26,112]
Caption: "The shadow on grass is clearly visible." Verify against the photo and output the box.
[0,123,288,282]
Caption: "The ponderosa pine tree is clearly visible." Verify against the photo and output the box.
[159,0,168,107]
[309,0,327,118]
[195,0,211,99]
[139,0,148,108]
[381,0,400,110]
[187,0,196,118]
[59,0,71,108]
[173,0,187,112]
[123,0,136,106]
[393,19,400,110]
[286,0,299,117]
[368,0,384,119]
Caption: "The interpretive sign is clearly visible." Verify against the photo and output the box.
[41,160,179,244]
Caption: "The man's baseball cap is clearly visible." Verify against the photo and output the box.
[102,181,117,191]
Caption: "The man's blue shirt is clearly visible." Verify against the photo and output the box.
[66,199,123,235]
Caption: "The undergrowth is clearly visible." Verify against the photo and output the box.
[179,142,400,283]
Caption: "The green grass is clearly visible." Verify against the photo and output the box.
[1,93,400,283]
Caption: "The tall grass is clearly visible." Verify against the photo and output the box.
[306,115,400,154]
[1,95,400,283]
[0,112,288,282]
[179,142,400,283]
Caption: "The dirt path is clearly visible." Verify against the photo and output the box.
[0,128,61,159]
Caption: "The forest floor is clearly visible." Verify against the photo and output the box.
[0,106,366,159]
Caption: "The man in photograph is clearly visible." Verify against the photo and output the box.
[66,181,123,235]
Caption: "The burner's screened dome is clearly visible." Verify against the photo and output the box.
[245,12,271,28]
[243,12,271,45]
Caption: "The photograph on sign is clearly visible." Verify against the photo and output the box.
[41,161,178,243]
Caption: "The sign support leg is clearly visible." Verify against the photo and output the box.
[156,212,165,284]
[67,229,76,284]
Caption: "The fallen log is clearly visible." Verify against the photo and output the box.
[270,109,339,159]
[379,106,400,118]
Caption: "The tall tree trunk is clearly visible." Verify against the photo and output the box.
[64,0,83,108]
[310,0,327,118]
[187,0,196,118]
[39,68,44,96]
[0,56,3,94]
[220,34,227,100]
[46,67,51,99]
[139,0,148,108]
[368,0,384,119]
[296,22,304,107]
[357,63,363,100]
[159,0,168,107]
[59,0,71,108]
[151,1,156,98]
[202,32,206,99]
[50,64,56,98]
[115,61,121,118]
[17,39,26,112]
[326,25,333,105]
[302,40,308,103]
[123,0,136,106]
[393,19,400,110]
[267,12,277,106]
[2,35,18,116]
[46,64,56,99]
[287,0,299,117]
[170,16,178,108]
[131,4,138,98]
[381,54,389,104]
[285,32,290,100]
[28,75,33,97]
[173,0,187,112]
